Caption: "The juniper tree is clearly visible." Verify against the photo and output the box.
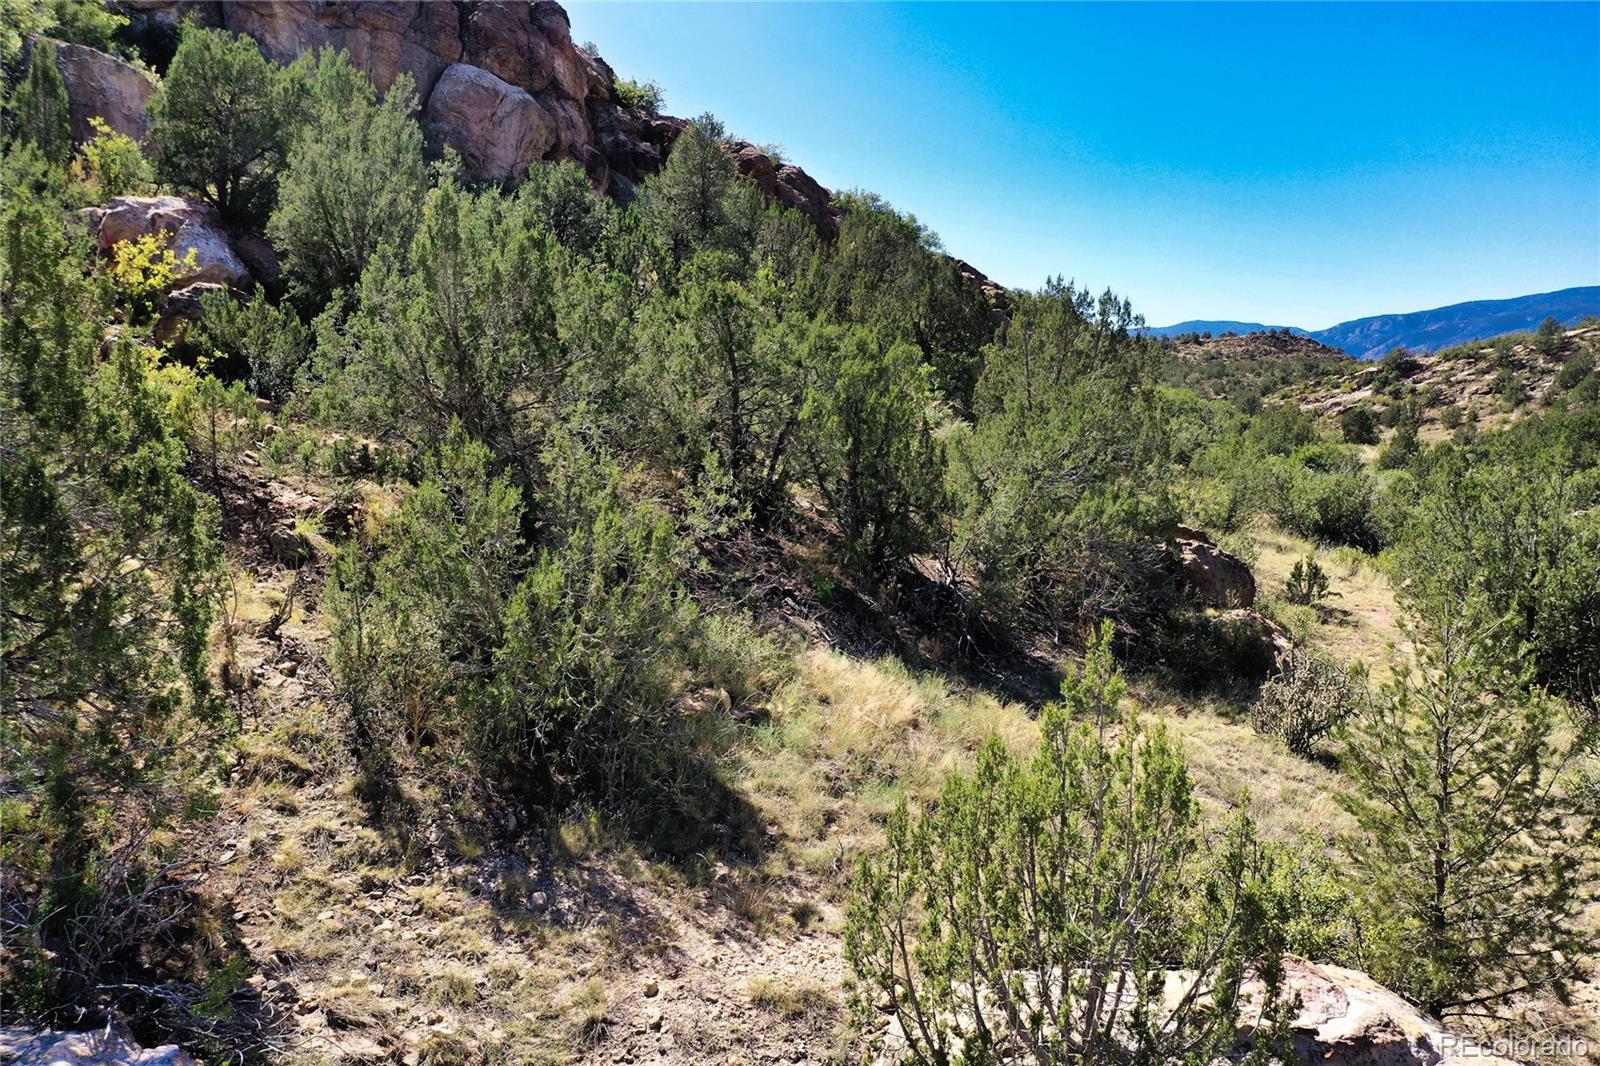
[268,52,425,311]
[0,147,225,1013]
[148,24,294,221]
[8,38,71,163]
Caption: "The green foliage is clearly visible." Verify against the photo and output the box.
[642,113,751,265]
[951,279,1170,632]
[107,231,196,325]
[1,152,225,1016]
[191,286,310,400]
[1532,315,1565,356]
[268,52,425,310]
[1394,422,1600,709]
[1375,417,1419,469]
[1283,554,1329,606]
[1247,402,1317,455]
[516,159,613,259]
[334,180,561,484]
[636,251,810,521]
[845,626,1289,1064]
[8,38,71,163]
[1249,650,1360,757]
[1338,404,1378,444]
[148,24,295,221]
[802,330,944,576]
[72,116,151,196]
[613,75,663,113]
[1493,367,1526,409]
[1556,349,1594,391]
[1339,618,1599,1016]
[1243,454,1381,551]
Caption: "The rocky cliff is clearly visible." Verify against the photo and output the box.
[102,0,841,241]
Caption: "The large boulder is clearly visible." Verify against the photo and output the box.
[81,195,251,288]
[0,1027,197,1066]
[1238,956,1520,1066]
[423,64,558,181]
[52,41,157,145]
[1173,524,1256,608]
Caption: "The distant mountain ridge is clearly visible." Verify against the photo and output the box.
[1150,286,1600,359]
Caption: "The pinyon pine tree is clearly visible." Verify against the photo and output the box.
[1339,613,1600,1018]
[845,625,1289,1065]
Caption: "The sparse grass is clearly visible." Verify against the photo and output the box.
[1240,523,1409,682]
[747,977,838,1023]
[430,965,481,1008]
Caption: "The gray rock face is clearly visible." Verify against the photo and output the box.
[423,63,557,181]
[0,1026,197,1066]
[52,40,157,145]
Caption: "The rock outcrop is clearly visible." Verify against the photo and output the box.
[81,195,252,288]
[876,954,1517,1066]
[1247,956,1519,1066]
[63,1,1006,310]
[423,62,558,181]
[52,40,157,145]
[1172,524,1256,608]
[100,1,842,233]
[0,1026,197,1066]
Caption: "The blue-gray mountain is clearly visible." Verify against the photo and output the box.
[1149,286,1600,360]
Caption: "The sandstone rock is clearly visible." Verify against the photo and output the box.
[877,955,1516,1065]
[0,1026,197,1066]
[82,196,251,289]
[53,41,157,145]
[462,0,590,102]
[1240,956,1521,1066]
[220,0,461,98]
[270,523,312,567]
[153,281,225,348]
[424,64,557,181]
[1172,524,1256,608]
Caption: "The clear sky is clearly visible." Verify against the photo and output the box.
[567,2,1600,329]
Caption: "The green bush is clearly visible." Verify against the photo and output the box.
[845,626,1290,1064]
[191,287,310,399]
[8,39,71,163]
[1,159,229,1028]
[1556,350,1594,391]
[1340,621,1599,1016]
[72,117,152,196]
[148,24,297,221]
[268,52,425,310]
[614,76,663,113]
[1338,404,1379,444]
[1284,554,1330,605]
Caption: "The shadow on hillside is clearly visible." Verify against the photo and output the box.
[691,528,1066,709]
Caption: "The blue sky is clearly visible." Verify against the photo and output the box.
[567,2,1600,329]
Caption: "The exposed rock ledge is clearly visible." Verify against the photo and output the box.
[0,1026,196,1066]
[875,954,1522,1066]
